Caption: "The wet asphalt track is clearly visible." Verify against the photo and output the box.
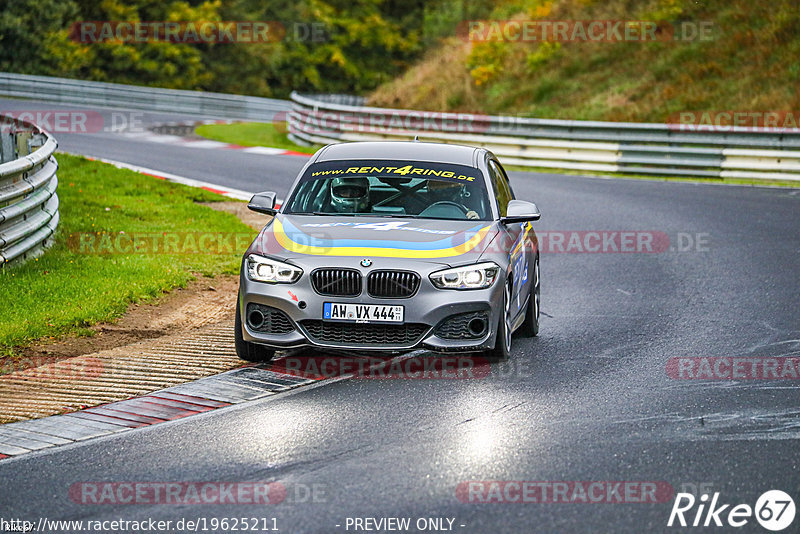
[1,98,799,533]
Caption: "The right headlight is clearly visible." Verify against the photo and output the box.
[246,254,303,284]
[429,262,500,290]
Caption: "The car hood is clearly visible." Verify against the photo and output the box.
[248,214,500,267]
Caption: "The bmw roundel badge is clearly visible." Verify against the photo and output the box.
[360,259,372,267]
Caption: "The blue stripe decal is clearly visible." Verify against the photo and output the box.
[281,218,485,251]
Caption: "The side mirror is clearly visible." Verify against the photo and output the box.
[501,200,541,224]
[248,191,277,216]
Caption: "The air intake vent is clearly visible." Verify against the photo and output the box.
[311,268,362,297]
[435,311,489,339]
[301,321,428,346]
[246,303,295,334]
[367,270,420,298]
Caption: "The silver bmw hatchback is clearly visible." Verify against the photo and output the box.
[236,141,541,361]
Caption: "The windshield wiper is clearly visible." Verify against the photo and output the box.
[291,212,417,218]
[290,211,356,216]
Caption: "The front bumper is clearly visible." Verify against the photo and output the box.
[238,258,505,353]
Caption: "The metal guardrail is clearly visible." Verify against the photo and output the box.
[0,116,59,266]
[0,72,290,120]
[289,92,800,181]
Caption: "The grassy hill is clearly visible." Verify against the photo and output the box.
[368,0,800,123]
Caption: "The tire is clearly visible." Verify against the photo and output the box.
[485,280,512,361]
[235,304,276,363]
[520,255,540,337]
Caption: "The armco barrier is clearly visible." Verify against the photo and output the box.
[0,116,59,266]
[288,92,800,181]
[0,72,289,120]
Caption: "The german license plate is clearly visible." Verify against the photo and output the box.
[323,303,404,323]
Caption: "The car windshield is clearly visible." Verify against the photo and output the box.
[284,160,492,220]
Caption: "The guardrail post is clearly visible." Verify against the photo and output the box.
[0,130,15,163]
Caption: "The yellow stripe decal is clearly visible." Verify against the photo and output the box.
[273,218,492,258]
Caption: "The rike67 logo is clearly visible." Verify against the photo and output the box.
[668,490,795,531]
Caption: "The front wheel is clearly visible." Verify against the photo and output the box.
[520,256,540,337]
[235,304,275,363]
[485,281,512,361]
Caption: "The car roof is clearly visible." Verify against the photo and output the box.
[314,141,481,167]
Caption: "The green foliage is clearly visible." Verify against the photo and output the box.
[2,0,469,97]
[420,0,496,47]
[371,0,800,123]
[526,41,561,72]
[466,41,508,86]
[0,0,79,74]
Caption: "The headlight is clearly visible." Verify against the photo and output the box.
[246,254,302,283]
[430,262,499,290]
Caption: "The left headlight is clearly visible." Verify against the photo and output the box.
[430,262,500,290]
[246,254,303,284]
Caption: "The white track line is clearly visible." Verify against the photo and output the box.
[68,153,257,201]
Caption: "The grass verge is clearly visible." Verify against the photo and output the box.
[0,153,257,357]
[195,121,321,154]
